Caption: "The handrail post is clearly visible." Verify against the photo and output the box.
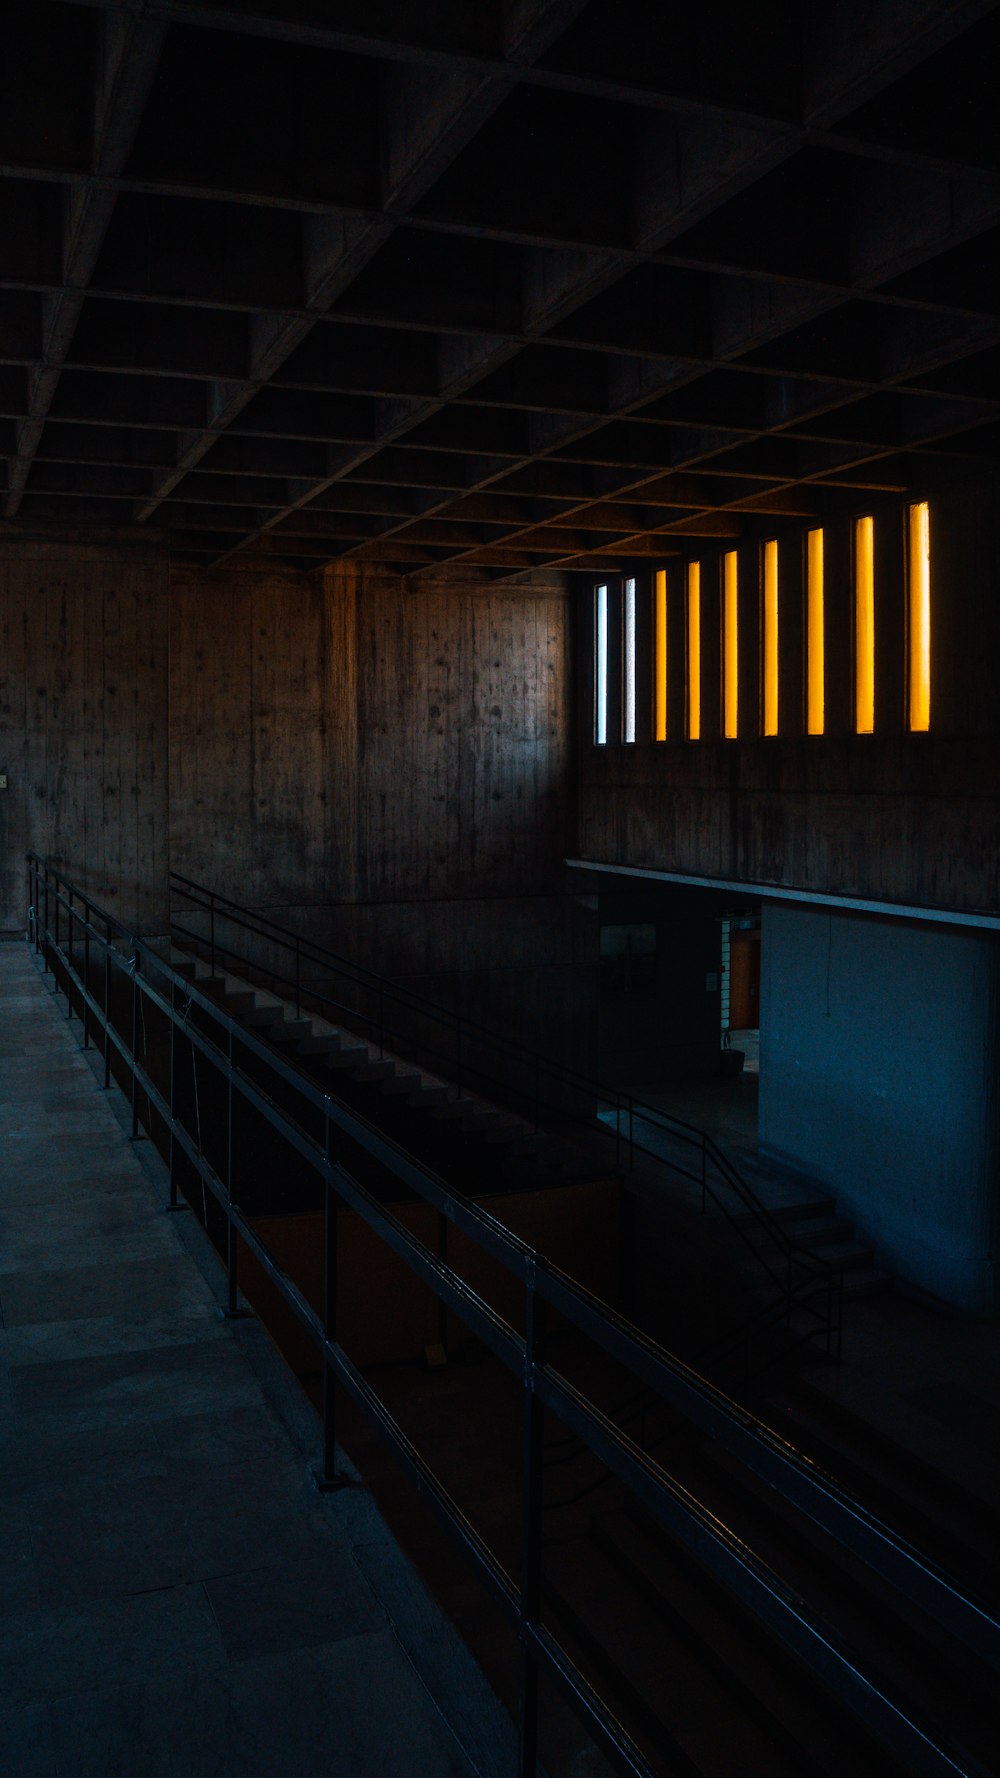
[67,887,74,1019]
[26,857,35,952]
[129,955,140,1141]
[518,1263,547,1778]
[316,1101,346,1492]
[222,1026,246,1318]
[103,919,113,1089]
[43,866,50,972]
[167,977,181,1211]
[82,917,90,1050]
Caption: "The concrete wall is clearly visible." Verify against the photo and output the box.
[0,539,585,1062]
[167,563,571,905]
[166,561,584,1061]
[758,902,1000,1314]
[576,471,1000,917]
[0,538,169,929]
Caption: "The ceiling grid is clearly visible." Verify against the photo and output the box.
[2,0,999,577]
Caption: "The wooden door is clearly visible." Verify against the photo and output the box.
[728,929,761,1028]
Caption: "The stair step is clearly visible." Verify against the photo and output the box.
[788,1216,856,1247]
[482,1118,528,1146]
[222,988,258,1014]
[431,1096,477,1122]
[761,1384,1000,1600]
[351,1055,396,1082]
[405,1081,450,1107]
[670,1438,997,1763]
[841,1265,894,1299]
[172,956,213,983]
[803,1239,874,1267]
[266,1017,314,1042]
[242,1000,286,1027]
[377,1070,424,1097]
[544,1537,802,1778]
[295,1032,344,1056]
[732,1196,836,1230]
[322,1045,369,1071]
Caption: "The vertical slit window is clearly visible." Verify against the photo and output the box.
[594,582,608,745]
[623,576,636,744]
[855,515,875,734]
[806,527,825,736]
[654,568,667,742]
[762,539,778,737]
[686,561,701,741]
[908,501,931,732]
[722,550,738,739]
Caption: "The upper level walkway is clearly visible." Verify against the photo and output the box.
[0,941,504,1778]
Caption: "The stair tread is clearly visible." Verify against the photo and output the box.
[760,1389,1000,1587]
[583,1511,889,1778]
[783,1371,1000,1531]
[660,1437,999,1755]
[543,1537,805,1778]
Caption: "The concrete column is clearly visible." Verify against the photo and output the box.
[759,902,999,1314]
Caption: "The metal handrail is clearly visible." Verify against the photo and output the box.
[24,851,1000,1778]
[167,870,842,1363]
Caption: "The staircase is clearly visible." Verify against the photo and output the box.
[732,1195,894,1304]
[165,944,606,1197]
[30,856,997,1778]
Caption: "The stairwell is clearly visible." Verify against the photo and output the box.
[28,861,1000,1778]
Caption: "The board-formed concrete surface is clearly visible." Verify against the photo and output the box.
[0,943,507,1778]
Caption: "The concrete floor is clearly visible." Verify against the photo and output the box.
[0,944,509,1778]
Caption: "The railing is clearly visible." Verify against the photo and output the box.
[167,868,843,1375]
[25,850,1000,1778]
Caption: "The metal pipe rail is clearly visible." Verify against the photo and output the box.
[167,870,842,1367]
[26,854,1000,1778]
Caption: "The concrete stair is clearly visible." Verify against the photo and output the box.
[164,942,547,1173]
[732,1184,894,1303]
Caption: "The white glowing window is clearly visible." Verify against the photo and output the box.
[595,583,608,745]
[623,577,636,743]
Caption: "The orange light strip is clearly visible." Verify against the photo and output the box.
[855,516,875,735]
[806,528,825,736]
[687,562,701,741]
[654,568,667,742]
[908,502,931,732]
[723,551,738,739]
[763,539,778,737]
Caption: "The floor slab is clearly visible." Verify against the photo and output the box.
[0,945,490,1778]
